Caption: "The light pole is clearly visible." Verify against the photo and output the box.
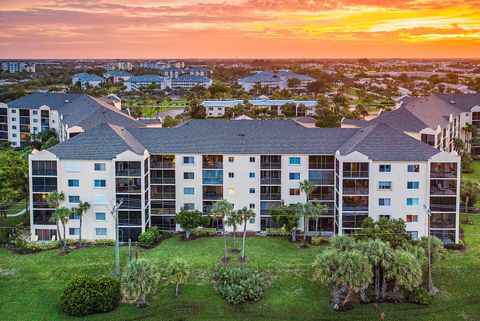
[110,199,123,280]
[423,204,432,294]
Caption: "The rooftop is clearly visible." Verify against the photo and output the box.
[239,71,315,83]
[72,73,104,82]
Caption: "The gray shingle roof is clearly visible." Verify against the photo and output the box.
[47,120,441,161]
[48,123,145,160]
[72,73,104,82]
[239,71,315,83]
[7,92,83,109]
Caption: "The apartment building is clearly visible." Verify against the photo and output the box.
[103,61,133,71]
[202,99,317,118]
[124,75,170,91]
[29,120,460,244]
[71,73,105,89]
[238,71,315,92]
[1,61,35,73]
[0,93,142,147]
[171,75,212,90]
[342,94,480,155]
[103,70,133,83]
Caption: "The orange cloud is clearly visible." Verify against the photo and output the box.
[0,0,479,58]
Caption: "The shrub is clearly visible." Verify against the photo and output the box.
[191,227,217,237]
[310,236,322,246]
[10,241,60,254]
[407,288,432,305]
[444,240,465,251]
[266,228,289,236]
[60,275,121,316]
[138,227,160,245]
[122,260,159,307]
[212,266,269,304]
[94,239,116,246]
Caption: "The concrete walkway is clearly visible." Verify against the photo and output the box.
[6,207,28,217]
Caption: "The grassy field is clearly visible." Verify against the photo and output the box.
[1,216,480,321]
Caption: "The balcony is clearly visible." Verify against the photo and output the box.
[151,208,176,215]
[342,170,369,178]
[151,177,175,184]
[260,162,281,170]
[260,178,281,185]
[342,187,369,195]
[430,196,456,212]
[430,213,456,229]
[203,170,223,185]
[430,163,457,179]
[116,185,141,193]
[430,180,456,196]
[203,193,223,200]
[260,193,281,200]
[203,155,223,169]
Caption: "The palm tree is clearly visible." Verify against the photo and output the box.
[167,257,189,297]
[47,191,65,241]
[238,207,255,260]
[211,199,235,263]
[359,239,392,301]
[313,249,342,310]
[336,250,372,308]
[387,250,423,302]
[299,180,317,234]
[50,207,71,254]
[226,209,242,253]
[121,259,159,307]
[76,201,91,246]
[461,178,480,223]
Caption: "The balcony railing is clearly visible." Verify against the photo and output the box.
[260,178,281,185]
[203,178,223,185]
[32,185,57,193]
[116,169,142,177]
[151,208,176,215]
[151,193,176,200]
[203,193,223,200]
[430,187,456,196]
[203,162,223,169]
[342,171,369,178]
[150,177,175,184]
[430,171,457,179]
[260,162,281,169]
[150,161,175,169]
[116,185,141,193]
[260,193,281,200]
[342,187,369,195]
[342,203,369,211]
[32,169,57,176]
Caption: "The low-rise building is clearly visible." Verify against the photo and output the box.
[1,93,142,147]
[171,74,212,89]
[29,120,460,244]
[103,61,133,71]
[186,67,212,78]
[341,94,480,155]
[202,99,317,118]
[238,71,315,92]
[103,70,133,83]
[1,61,35,73]
[124,75,170,91]
[71,73,104,89]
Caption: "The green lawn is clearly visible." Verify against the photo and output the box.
[1,217,480,321]
[464,160,480,181]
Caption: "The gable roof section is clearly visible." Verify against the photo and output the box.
[73,73,104,82]
[48,123,145,160]
[339,123,440,161]
[7,92,83,109]
[435,94,480,112]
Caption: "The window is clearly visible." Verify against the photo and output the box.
[94,163,106,171]
[407,181,419,189]
[249,203,255,209]
[183,203,195,210]
[65,162,81,172]
[11,110,16,114]
[184,172,194,179]
[12,117,16,121]
[228,172,234,178]
[249,188,255,194]
[249,172,255,178]
[184,187,194,195]
[70,211,80,220]
[409,231,419,240]
[228,157,234,162]
[12,125,16,130]
[95,212,106,221]
[93,196,107,205]
[379,165,391,173]
[379,214,390,220]
[228,188,235,195]
[249,217,255,224]
[32,110,38,115]
[289,157,301,165]
[289,188,300,195]
[69,228,80,236]
[183,156,194,165]
[406,198,419,206]
[379,198,391,206]
[69,196,80,204]
[94,179,106,188]
[408,164,420,173]
[95,228,108,237]
[289,173,300,180]
[406,215,418,222]
[33,119,38,123]
[249,157,255,163]
[378,181,392,190]
[68,179,79,187]
[12,134,16,138]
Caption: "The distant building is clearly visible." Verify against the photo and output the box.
[171,74,212,89]
[71,73,104,89]
[124,75,170,91]
[140,61,184,70]
[238,71,315,91]
[1,62,35,73]
[160,67,182,79]
[186,67,212,78]
[103,61,133,71]
[103,70,133,83]
[0,93,141,147]
[202,99,316,118]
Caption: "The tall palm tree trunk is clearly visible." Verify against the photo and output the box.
[241,220,247,259]
[62,222,67,253]
[332,285,341,310]
[232,226,237,252]
[175,281,179,297]
[381,272,388,300]
[342,288,354,307]
[303,217,308,247]
[223,226,227,260]
[375,267,380,300]
[56,221,62,241]
[79,216,83,246]
[465,196,469,223]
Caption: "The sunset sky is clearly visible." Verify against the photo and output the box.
[1,0,480,59]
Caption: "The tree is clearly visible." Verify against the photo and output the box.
[76,201,90,246]
[211,199,235,262]
[336,250,372,307]
[50,207,71,254]
[358,239,392,300]
[225,209,242,253]
[47,191,65,241]
[166,257,189,297]
[186,96,206,119]
[271,203,299,241]
[387,250,423,302]
[287,78,301,89]
[162,116,181,128]
[299,179,320,234]
[121,259,159,307]
[238,207,255,260]
[418,236,445,292]
[461,178,480,223]
[307,80,327,97]
[313,249,343,310]
[453,138,465,154]
[280,103,296,117]
[175,209,209,239]
[355,217,411,249]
